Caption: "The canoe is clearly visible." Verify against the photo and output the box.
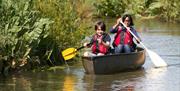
[82,47,146,74]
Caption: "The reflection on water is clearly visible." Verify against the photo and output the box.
[135,19,180,36]
[82,68,146,91]
[0,20,180,91]
[0,75,32,91]
[63,76,74,91]
[0,64,179,91]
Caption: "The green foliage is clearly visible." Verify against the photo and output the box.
[0,0,93,74]
[94,0,150,17]
[36,0,92,50]
[94,0,127,17]
[0,0,53,73]
[148,0,180,22]
[129,0,147,16]
[93,0,180,22]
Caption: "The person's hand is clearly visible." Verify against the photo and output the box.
[113,17,122,29]
[83,42,88,47]
[126,27,130,30]
[116,17,122,24]
[136,38,141,44]
[97,38,102,44]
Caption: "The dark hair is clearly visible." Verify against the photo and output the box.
[122,14,134,26]
[95,21,106,31]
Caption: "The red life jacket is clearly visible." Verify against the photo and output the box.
[113,26,133,46]
[91,34,108,54]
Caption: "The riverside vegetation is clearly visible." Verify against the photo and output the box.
[0,0,93,76]
[0,0,179,76]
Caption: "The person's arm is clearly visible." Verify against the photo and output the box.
[110,27,118,33]
[110,18,122,33]
[101,40,110,48]
[131,27,141,43]
[100,34,111,48]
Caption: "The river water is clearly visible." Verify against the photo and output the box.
[0,20,180,91]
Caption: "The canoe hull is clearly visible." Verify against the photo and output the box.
[82,47,146,74]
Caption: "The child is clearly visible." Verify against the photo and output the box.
[110,14,141,53]
[84,21,111,56]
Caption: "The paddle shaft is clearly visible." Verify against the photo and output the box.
[120,21,167,67]
[77,43,91,51]
[120,21,148,50]
[63,43,91,57]
[77,46,85,51]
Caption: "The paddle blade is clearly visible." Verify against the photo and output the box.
[147,49,168,67]
[62,48,77,60]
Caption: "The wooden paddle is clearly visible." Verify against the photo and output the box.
[62,43,90,60]
[120,21,168,67]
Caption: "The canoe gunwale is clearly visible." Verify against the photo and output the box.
[82,47,146,74]
[82,47,145,59]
